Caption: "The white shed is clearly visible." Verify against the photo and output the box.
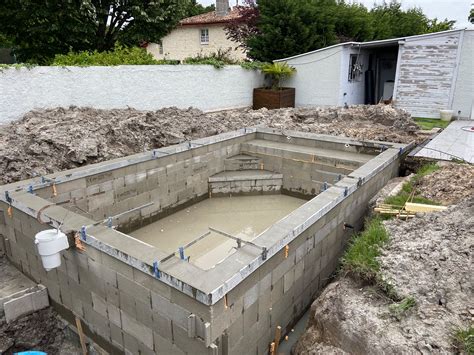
[276,29,474,119]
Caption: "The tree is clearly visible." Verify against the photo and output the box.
[247,0,337,62]
[0,0,190,64]
[369,2,454,40]
[334,1,373,42]
[225,0,260,52]
[183,0,215,18]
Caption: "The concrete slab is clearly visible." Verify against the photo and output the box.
[415,120,474,163]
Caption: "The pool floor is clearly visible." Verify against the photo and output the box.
[129,195,305,269]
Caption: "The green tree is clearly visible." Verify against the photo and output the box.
[248,0,337,62]
[0,0,190,64]
[183,0,215,18]
[334,1,374,42]
[369,2,454,40]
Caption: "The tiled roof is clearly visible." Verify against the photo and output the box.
[179,8,243,26]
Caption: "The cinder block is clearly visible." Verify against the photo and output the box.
[123,331,139,355]
[283,269,294,294]
[117,273,151,305]
[121,309,154,349]
[154,332,185,355]
[152,311,172,339]
[107,302,121,327]
[110,322,124,350]
[136,299,153,328]
[91,292,108,318]
[4,285,49,323]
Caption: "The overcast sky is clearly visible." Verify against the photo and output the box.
[198,0,473,28]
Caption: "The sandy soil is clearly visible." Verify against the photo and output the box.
[0,104,419,185]
[417,163,474,205]
[294,165,474,354]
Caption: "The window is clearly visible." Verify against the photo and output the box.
[200,29,209,44]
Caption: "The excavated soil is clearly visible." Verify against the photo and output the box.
[294,198,473,354]
[0,104,419,185]
[417,163,474,205]
[0,307,69,354]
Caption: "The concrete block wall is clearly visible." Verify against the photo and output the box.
[34,138,251,232]
[209,173,283,196]
[0,128,405,355]
[206,152,400,354]
[0,203,218,354]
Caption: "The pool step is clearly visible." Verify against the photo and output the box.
[224,154,263,171]
[209,170,283,196]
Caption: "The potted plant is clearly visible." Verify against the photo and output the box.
[253,62,296,110]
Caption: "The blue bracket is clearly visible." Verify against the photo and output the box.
[399,147,403,155]
[80,226,87,241]
[344,187,348,197]
[381,145,387,151]
[28,185,34,194]
[107,217,113,228]
[153,261,161,278]
[4,191,12,204]
[179,247,185,260]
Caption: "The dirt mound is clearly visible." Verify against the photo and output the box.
[294,198,473,354]
[0,105,418,185]
[0,307,67,354]
[417,163,474,205]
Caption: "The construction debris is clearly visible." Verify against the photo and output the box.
[0,104,419,185]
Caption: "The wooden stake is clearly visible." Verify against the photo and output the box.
[269,341,276,355]
[274,326,282,354]
[75,316,88,355]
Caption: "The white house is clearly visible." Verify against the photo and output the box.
[276,29,474,119]
[147,0,246,62]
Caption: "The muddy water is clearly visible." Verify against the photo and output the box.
[129,195,305,269]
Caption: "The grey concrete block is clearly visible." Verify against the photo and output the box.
[107,302,121,327]
[117,273,151,305]
[91,292,108,318]
[121,309,154,349]
[4,284,49,323]
[154,332,186,355]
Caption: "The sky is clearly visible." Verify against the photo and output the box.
[198,0,473,29]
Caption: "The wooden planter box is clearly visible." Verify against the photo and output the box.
[253,87,295,110]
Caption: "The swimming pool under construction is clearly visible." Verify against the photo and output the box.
[0,127,411,354]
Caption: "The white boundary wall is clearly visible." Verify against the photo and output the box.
[0,65,264,124]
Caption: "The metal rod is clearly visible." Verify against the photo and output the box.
[159,230,212,264]
[86,202,154,228]
[209,227,265,252]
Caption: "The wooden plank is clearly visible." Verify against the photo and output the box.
[274,326,282,354]
[405,202,447,213]
[75,316,88,355]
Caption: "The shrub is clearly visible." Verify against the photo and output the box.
[183,48,238,69]
[51,45,171,66]
[261,62,296,90]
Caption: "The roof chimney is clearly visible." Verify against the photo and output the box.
[216,0,230,16]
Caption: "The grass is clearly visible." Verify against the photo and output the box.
[389,296,416,320]
[414,117,451,130]
[341,217,400,300]
[384,163,440,207]
[453,326,474,354]
[342,218,388,279]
